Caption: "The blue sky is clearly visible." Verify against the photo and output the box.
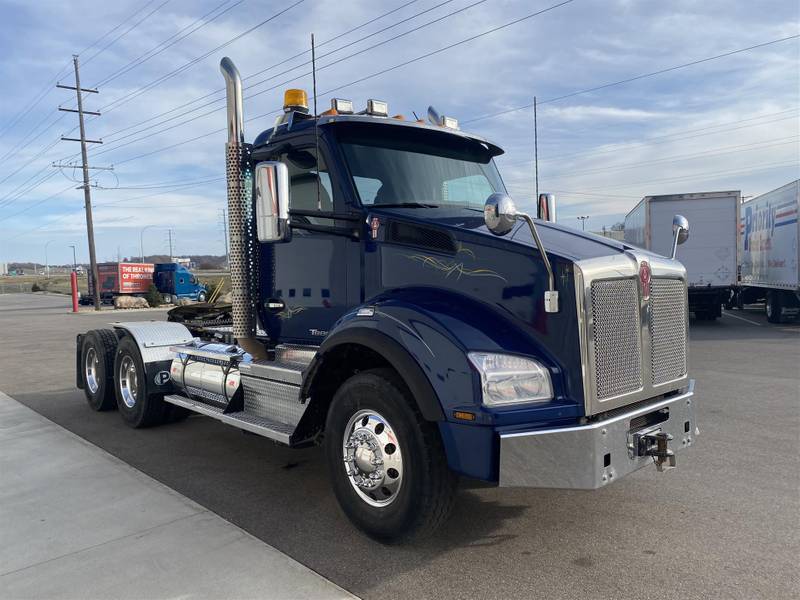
[0,0,797,264]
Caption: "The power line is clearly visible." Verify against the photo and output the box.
[0,184,75,224]
[98,1,305,115]
[542,159,799,192]
[501,135,799,181]
[0,0,176,184]
[95,0,577,165]
[81,0,172,67]
[95,0,464,147]
[462,34,800,124]
[93,0,242,87]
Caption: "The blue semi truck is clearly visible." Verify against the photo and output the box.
[75,58,697,542]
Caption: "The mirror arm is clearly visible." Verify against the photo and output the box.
[670,228,681,259]
[519,212,558,313]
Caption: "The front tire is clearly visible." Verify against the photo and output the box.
[197,291,207,303]
[324,368,457,543]
[113,336,168,428]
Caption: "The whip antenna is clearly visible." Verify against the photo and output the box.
[311,33,321,211]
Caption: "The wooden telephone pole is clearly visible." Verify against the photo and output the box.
[56,55,109,311]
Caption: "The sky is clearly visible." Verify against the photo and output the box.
[0,0,797,264]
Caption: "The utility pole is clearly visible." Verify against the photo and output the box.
[56,55,107,311]
[69,244,77,271]
[167,228,174,262]
[577,215,589,231]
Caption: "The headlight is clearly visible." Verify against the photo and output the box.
[468,352,553,407]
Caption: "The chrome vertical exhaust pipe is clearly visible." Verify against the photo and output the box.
[220,57,265,358]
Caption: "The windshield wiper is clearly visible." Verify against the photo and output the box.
[371,202,440,208]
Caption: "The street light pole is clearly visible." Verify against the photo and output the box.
[44,240,54,278]
[577,216,589,231]
[140,225,156,262]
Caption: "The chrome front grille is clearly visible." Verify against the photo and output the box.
[590,278,642,400]
[576,252,689,415]
[650,278,688,385]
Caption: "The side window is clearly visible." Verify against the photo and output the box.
[281,148,334,214]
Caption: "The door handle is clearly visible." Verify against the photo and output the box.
[265,299,285,313]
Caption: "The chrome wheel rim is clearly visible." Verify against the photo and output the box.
[118,356,138,409]
[85,347,99,394]
[342,409,403,507]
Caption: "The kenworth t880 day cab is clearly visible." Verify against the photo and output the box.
[76,58,697,542]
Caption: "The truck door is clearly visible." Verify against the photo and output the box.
[259,144,355,344]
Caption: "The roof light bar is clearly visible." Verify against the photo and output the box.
[441,116,459,129]
[366,99,388,117]
[331,98,353,114]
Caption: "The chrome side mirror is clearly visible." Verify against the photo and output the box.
[537,193,556,222]
[484,193,518,236]
[255,161,290,242]
[671,214,689,258]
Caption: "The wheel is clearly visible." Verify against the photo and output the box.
[766,291,783,323]
[162,294,174,305]
[324,368,457,543]
[197,291,207,303]
[80,329,118,411]
[113,336,168,428]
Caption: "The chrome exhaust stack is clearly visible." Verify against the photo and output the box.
[220,57,266,359]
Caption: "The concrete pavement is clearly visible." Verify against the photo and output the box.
[0,391,356,600]
[1,293,799,600]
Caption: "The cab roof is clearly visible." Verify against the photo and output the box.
[252,113,504,157]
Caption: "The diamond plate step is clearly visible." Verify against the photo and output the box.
[164,394,295,445]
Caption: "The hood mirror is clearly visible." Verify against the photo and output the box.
[671,214,689,259]
[484,193,518,236]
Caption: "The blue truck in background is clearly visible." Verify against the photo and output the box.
[153,262,208,304]
[74,57,698,542]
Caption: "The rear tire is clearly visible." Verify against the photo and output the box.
[324,368,457,543]
[80,329,118,411]
[766,291,783,323]
[113,336,168,428]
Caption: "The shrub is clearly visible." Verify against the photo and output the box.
[31,282,41,292]
[144,284,162,308]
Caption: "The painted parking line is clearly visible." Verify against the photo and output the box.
[722,311,762,326]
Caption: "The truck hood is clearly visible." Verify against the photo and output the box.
[370,206,633,262]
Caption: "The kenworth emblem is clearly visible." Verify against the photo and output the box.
[639,260,651,300]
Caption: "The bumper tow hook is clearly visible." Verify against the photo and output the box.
[636,431,676,472]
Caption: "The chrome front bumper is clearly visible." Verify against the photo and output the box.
[499,381,696,489]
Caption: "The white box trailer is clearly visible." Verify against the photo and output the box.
[625,190,740,320]
[736,180,800,323]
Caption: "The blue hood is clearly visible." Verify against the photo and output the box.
[368,206,631,262]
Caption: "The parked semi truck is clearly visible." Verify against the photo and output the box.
[81,261,207,304]
[75,58,698,542]
[625,191,739,320]
[735,180,799,323]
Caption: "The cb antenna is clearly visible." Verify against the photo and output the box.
[311,33,321,211]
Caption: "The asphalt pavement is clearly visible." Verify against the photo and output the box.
[1,292,798,600]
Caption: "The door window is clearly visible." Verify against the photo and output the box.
[281,148,334,223]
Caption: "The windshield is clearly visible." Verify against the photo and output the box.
[339,133,505,209]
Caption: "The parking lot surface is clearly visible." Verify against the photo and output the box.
[1,293,798,600]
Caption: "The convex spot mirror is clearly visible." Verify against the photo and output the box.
[484,192,518,236]
[255,161,291,243]
[673,214,689,245]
